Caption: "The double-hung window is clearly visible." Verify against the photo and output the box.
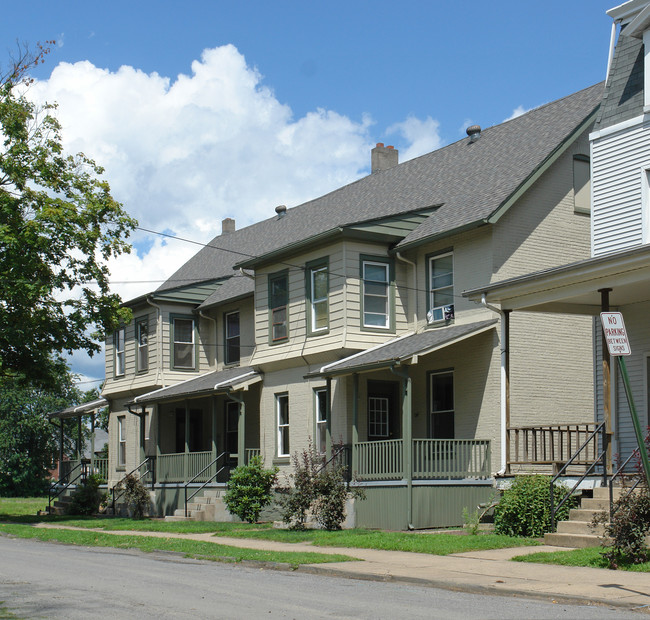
[225,311,240,365]
[117,416,126,467]
[362,258,391,329]
[173,317,195,369]
[136,318,148,372]
[114,327,125,377]
[429,370,454,439]
[314,388,328,454]
[276,394,290,457]
[428,252,454,324]
[308,261,329,334]
[269,271,289,342]
[368,396,390,439]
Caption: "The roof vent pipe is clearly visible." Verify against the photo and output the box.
[466,125,481,142]
[275,205,287,218]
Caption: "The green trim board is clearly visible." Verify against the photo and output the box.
[169,313,199,371]
[359,253,395,333]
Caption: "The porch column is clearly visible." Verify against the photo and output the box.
[211,397,217,458]
[184,400,190,482]
[599,288,613,474]
[155,404,161,459]
[90,413,96,472]
[402,372,413,528]
[352,374,359,473]
[237,397,246,467]
[504,309,511,474]
[326,377,332,459]
[59,419,64,480]
[76,416,82,460]
[139,406,146,463]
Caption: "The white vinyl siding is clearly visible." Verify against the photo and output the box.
[592,122,650,256]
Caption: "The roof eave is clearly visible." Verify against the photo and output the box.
[392,219,488,253]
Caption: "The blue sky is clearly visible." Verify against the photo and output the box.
[2,1,617,383]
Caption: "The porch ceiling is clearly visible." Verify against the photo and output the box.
[310,319,498,378]
[463,244,650,314]
[129,366,261,406]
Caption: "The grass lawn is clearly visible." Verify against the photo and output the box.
[0,497,46,517]
[0,523,354,567]
[513,546,650,572]
[211,527,540,555]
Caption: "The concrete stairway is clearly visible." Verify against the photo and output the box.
[544,486,610,548]
[165,488,239,522]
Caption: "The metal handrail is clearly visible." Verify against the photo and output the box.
[549,421,606,531]
[316,444,351,483]
[608,430,650,519]
[48,462,84,513]
[184,452,228,517]
[111,457,153,512]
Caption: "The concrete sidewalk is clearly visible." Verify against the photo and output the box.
[32,523,650,612]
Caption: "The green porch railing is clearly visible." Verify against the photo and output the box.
[90,458,109,482]
[245,448,261,464]
[156,451,225,483]
[354,439,403,481]
[412,439,491,480]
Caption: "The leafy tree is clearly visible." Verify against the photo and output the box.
[0,43,137,388]
[224,456,278,524]
[0,369,81,496]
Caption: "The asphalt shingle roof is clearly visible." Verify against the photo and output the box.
[315,319,497,376]
[198,275,254,310]
[130,366,259,405]
[156,83,602,295]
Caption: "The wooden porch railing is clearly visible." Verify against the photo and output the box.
[413,439,491,480]
[354,439,403,481]
[156,449,261,483]
[245,448,261,464]
[508,423,600,473]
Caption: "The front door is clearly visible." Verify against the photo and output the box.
[367,380,400,440]
[225,400,239,465]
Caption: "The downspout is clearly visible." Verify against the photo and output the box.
[146,296,165,388]
[481,294,508,476]
[395,252,417,332]
[239,268,255,280]
[198,310,217,368]
[605,20,618,86]
[390,363,414,530]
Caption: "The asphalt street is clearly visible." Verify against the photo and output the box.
[1,536,647,619]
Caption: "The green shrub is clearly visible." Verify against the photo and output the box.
[115,473,150,519]
[597,489,650,568]
[277,441,363,531]
[223,456,278,524]
[66,474,106,516]
[494,475,575,538]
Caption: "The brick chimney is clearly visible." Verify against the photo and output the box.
[371,143,398,173]
[221,218,235,234]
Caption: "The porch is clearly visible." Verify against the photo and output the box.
[154,448,261,483]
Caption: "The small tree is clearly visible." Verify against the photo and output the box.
[223,456,278,524]
[66,474,106,515]
[115,473,150,519]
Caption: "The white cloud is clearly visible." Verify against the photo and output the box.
[386,115,442,162]
[24,44,441,375]
[503,105,531,122]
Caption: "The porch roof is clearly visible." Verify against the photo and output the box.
[50,398,108,420]
[463,244,650,314]
[310,319,498,377]
[129,367,261,405]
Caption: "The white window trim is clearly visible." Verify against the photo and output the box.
[115,327,125,377]
[310,265,328,333]
[362,260,390,329]
[315,388,328,454]
[137,319,148,372]
[368,396,390,438]
[428,252,454,325]
[117,415,126,467]
[276,394,290,457]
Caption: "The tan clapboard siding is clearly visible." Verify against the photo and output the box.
[493,132,591,282]
[251,243,349,365]
[592,122,648,256]
[210,296,255,370]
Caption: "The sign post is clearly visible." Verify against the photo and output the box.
[600,312,650,489]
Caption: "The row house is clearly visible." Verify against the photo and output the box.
[94,83,602,529]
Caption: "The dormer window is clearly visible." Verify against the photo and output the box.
[428,252,454,324]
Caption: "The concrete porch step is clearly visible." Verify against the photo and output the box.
[544,532,607,548]
[556,520,606,536]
